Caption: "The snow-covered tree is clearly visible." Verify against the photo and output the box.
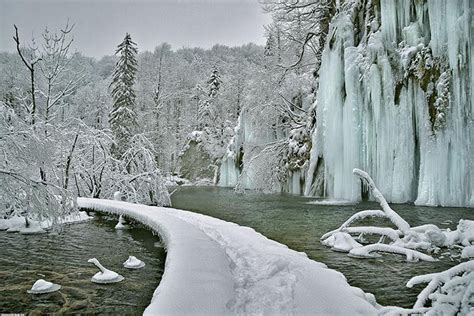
[207,66,222,98]
[109,33,138,158]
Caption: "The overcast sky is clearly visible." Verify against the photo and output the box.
[0,0,271,59]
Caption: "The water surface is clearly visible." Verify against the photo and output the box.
[171,186,473,308]
[0,215,165,314]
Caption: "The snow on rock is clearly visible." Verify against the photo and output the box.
[78,197,379,315]
[88,258,124,284]
[331,232,363,252]
[0,216,26,232]
[27,279,61,294]
[458,220,474,246]
[461,246,474,259]
[114,214,129,230]
[123,256,145,269]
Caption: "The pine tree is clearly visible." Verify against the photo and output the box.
[207,67,222,98]
[199,67,222,129]
[109,33,138,157]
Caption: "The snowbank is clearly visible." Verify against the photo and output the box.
[306,199,357,206]
[0,211,92,234]
[78,198,379,315]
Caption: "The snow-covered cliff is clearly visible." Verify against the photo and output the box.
[305,0,472,206]
[220,0,472,207]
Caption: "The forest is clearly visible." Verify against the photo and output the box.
[0,0,472,315]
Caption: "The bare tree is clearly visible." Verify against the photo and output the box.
[13,25,41,125]
[39,22,84,124]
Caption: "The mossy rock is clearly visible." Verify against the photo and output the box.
[178,140,216,181]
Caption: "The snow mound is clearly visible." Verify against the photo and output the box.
[78,197,379,315]
[307,199,357,206]
[27,279,61,294]
[0,211,92,234]
[123,256,145,269]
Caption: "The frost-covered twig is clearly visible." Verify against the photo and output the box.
[407,260,474,309]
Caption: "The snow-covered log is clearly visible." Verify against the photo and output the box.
[407,260,474,313]
[320,210,386,240]
[349,244,436,262]
[353,168,411,235]
[343,226,400,242]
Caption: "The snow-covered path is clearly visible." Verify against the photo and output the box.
[77,198,378,315]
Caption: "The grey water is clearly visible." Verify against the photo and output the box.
[0,215,165,314]
[171,186,473,308]
[1,187,472,313]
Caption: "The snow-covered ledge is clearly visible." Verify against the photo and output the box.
[78,198,378,315]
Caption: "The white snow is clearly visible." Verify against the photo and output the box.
[461,246,474,259]
[331,232,363,252]
[114,214,129,230]
[349,244,436,262]
[123,256,145,269]
[304,0,472,207]
[406,260,474,313]
[0,211,92,234]
[306,199,357,206]
[27,279,61,294]
[78,197,379,315]
[88,258,124,284]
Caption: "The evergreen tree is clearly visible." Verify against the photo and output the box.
[207,67,222,98]
[109,33,138,157]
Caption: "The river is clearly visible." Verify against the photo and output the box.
[1,186,472,313]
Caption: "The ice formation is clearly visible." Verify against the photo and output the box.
[0,211,92,234]
[88,258,124,284]
[27,279,61,294]
[304,0,473,207]
[114,214,129,230]
[123,256,145,269]
[322,169,473,262]
[78,197,379,315]
[219,0,472,207]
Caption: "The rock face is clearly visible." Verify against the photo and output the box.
[178,139,217,182]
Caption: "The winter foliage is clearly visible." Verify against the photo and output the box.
[109,33,138,158]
